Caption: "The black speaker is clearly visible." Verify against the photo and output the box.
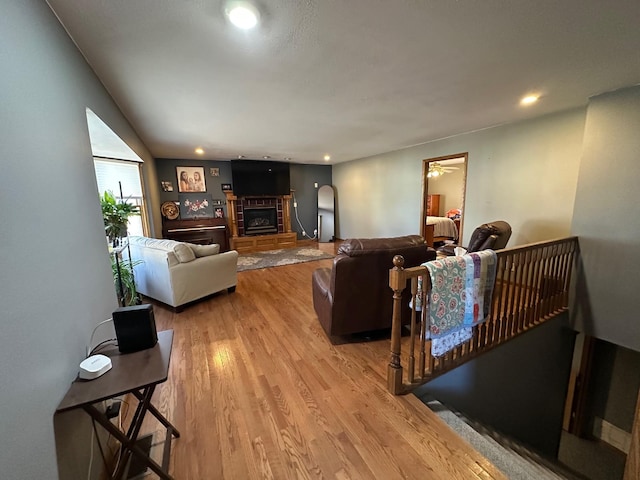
[112,304,158,354]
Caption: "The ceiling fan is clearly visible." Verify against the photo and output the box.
[427,162,459,178]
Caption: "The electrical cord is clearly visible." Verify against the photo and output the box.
[89,338,118,356]
[292,192,317,240]
[87,318,114,357]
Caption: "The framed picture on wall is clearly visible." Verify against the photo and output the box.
[221,183,232,191]
[178,193,214,219]
[214,207,224,218]
[176,166,206,193]
[210,167,220,177]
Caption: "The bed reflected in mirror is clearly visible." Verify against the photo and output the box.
[420,153,468,248]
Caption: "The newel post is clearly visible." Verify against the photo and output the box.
[388,255,406,394]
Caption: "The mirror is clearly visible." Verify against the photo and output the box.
[317,185,335,242]
[420,153,468,248]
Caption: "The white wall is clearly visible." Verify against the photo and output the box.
[334,108,586,246]
[0,1,154,478]
[571,86,640,352]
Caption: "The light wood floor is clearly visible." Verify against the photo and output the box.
[146,242,505,479]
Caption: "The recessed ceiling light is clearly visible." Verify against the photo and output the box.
[263,155,271,159]
[284,157,291,161]
[520,94,539,106]
[195,147,204,155]
[238,155,245,159]
[226,1,260,29]
[323,154,331,161]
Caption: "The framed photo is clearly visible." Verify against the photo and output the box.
[178,193,214,219]
[160,181,174,192]
[212,198,224,206]
[214,207,224,218]
[210,167,220,177]
[176,166,206,193]
[221,183,232,191]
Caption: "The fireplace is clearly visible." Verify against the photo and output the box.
[243,207,278,235]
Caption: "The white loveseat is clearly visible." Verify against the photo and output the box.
[128,236,238,309]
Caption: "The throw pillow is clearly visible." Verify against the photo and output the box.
[188,243,220,257]
[173,243,196,263]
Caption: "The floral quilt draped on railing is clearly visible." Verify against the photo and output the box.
[387,237,579,395]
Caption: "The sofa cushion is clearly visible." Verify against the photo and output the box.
[173,243,196,263]
[187,243,220,257]
[129,236,180,252]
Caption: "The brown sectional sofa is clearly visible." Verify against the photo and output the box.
[312,235,436,340]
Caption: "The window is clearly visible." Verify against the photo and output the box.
[94,157,147,237]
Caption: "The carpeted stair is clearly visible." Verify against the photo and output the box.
[421,396,585,480]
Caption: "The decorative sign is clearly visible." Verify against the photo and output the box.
[178,193,214,219]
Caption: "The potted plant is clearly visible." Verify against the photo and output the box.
[111,256,142,306]
[100,190,140,246]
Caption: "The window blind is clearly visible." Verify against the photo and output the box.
[94,158,143,198]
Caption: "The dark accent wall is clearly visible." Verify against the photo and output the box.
[290,164,333,239]
[415,313,576,457]
[154,159,331,240]
[588,340,640,433]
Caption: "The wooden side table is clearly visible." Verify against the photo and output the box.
[56,330,179,479]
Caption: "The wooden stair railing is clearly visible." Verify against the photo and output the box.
[388,237,579,395]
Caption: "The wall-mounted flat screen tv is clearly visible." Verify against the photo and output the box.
[231,160,291,196]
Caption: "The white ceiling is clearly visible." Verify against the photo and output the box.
[47,0,640,164]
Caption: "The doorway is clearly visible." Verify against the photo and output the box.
[420,153,468,247]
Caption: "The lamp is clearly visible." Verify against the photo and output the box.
[427,162,445,178]
[226,1,260,29]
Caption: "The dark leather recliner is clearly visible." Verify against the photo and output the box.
[438,220,512,256]
[312,235,436,340]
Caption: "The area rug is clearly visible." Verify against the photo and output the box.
[237,247,334,272]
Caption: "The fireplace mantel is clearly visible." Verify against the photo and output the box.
[224,191,296,253]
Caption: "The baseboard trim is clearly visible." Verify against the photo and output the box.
[593,417,632,453]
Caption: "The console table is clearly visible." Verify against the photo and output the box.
[56,330,179,480]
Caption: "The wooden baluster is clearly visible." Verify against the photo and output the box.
[388,255,406,394]
[478,322,487,349]
[548,245,561,314]
[543,245,553,317]
[408,276,419,384]
[419,306,427,378]
[548,245,558,315]
[420,275,432,378]
[493,257,507,343]
[511,252,521,337]
[492,258,506,344]
[563,240,577,306]
[528,248,539,327]
[515,252,525,332]
[522,250,531,330]
[512,252,524,333]
[530,247,543,324]
[552,245,564,313]
[533,247,545,324]
[505,253,518,339]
